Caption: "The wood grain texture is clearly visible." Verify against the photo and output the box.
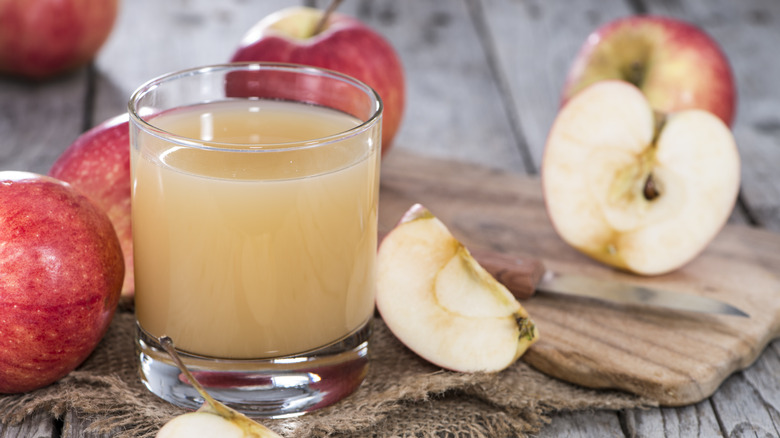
[62,411,113,438]
[475,0,632,169]
[0,411,56,438]
[327,0,528,173]
[92,0,294,124]
[379,149,780,407]
[0,74,88,175]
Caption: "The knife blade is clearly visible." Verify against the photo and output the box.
[467,247,749,317]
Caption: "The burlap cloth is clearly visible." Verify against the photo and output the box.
[0,309,654,437]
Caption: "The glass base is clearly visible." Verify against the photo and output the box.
[135,320,371,418]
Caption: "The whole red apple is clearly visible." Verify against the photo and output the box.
[49,114,133,299]
[0,172,123,393]
[230,6,405,155]
[0,0,119,80]
[561,15,736,127]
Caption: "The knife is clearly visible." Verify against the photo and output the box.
[466,247,750,317]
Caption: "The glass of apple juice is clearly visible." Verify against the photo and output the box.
[128,63,382,418]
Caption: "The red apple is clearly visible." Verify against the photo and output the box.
[230,6,405,156]
[49,114,133,298]
[561,15,736,127]
[0,172,124,393]
[0,0,119,80]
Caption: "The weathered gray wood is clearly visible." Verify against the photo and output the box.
[475,0,632,171]
[310,0,528,173]
[0,411,57,438]
[0,73,88,174]
[536,409,624,438]
[622,399,723,437]
[92,0,294,125]
[710,340,780,437]
[61,411,115,438]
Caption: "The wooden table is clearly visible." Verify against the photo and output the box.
[1,0,778,436]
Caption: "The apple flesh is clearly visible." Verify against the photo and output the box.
[376,204,539,373]
[542,80,740,275]
[0,0,119,80]
[49,114,133,298]
[561,15,736,127]
[0,172,123,393]
[230,6,405,156]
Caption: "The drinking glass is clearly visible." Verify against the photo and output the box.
[128,63,382,417]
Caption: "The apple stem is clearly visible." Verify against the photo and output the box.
[651,111,667,145]
[312,0,343,36]
[627,61,646,88]
[159,336,233,418]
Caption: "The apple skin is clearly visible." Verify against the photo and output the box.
[0,172,124,393]
[49,114,133,298]
[561,15,736,127]
[0,0,119,80]
[230,6,405,156]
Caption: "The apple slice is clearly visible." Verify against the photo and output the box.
[376,204,538,373]
[542,80,740,275]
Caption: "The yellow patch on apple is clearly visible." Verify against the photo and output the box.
[376,204,539,373]
[542,80,740,275]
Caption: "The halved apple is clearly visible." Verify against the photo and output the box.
[376,204,539,373]
[542,80,740,275]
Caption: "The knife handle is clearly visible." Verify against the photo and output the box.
[468,248,545,300]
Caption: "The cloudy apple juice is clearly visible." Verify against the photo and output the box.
[129,64,382,417]
[131,99,380,360]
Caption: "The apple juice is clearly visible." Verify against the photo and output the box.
[131,99,380,359]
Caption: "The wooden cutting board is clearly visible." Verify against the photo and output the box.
[378,150,780,407]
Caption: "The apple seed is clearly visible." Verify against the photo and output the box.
[643,173,660,201]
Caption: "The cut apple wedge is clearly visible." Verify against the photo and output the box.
[376,204,539,373]
[542,80,740,275]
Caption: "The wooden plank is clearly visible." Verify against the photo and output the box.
[476,0,632,171]
[710,340,780,436]
[0,73,88,174]
[61,411,113,438]
[536,410,624,438]
[313,0,527,173]
[622,399,722,436]
[0,411,57,438]
[91,0,294,124]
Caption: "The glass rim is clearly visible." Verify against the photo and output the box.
[127,62,383,153]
